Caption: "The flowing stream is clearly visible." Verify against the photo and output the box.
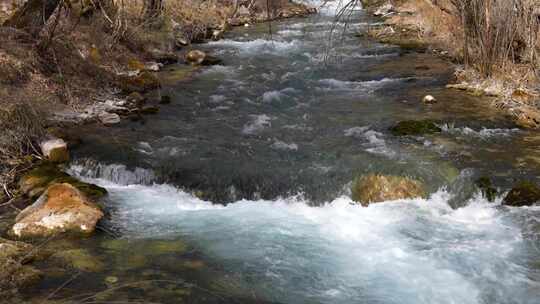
[28,2,540,303]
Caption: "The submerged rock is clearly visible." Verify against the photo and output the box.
[351,174,426,206]
[40,138,69,163]
[0,238,42,297]
[0,237,34,262]
[105,276,119,284]
[11,183,104,238]
[51,249,105,272]
[0,258,42,297]
[140,106,160,115]
[160,95,171,104]
[159,65,198,85]
[503,181,540,207]
[390,120,442,136]
[475,177,498,202]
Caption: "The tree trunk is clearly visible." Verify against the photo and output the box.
[2,0,62,36]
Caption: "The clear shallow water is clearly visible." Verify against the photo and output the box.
[26,2,540,303]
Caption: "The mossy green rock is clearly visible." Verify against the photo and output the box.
[475,177,498,202]
[351,174,426,206]
[52,249,105,272]
[503,181,540,207]
[0,238,42,296]
[0,238,34,262]
[118,71,161,93]
[159,65,198,85]
[390,120,442,136]
[19,162,70,197]
[19,162,107,200]
[140,106,160,115]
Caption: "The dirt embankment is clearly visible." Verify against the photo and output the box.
[361,0,540,129]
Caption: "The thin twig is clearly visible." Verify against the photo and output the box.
[44,271,82,302]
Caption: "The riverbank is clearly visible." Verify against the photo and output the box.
[361,0,540,129]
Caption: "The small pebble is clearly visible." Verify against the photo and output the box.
[105,276,118,284]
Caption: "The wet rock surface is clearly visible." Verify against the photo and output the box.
[351,174,426,206]
[19,162,107,200]
[390,120,442,136]
[503,181,540,207]
[475,177,498,202]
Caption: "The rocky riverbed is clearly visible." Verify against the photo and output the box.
[1,1,540,303]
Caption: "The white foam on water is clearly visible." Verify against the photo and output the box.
[208,39,301,55]
[199,65,236,75]
[345,126,396,157]
[77,170,537,303]
[212,105,231,111]
[277,29,304,36]
[261,88,298,103]
[271,139,299,151]
[351,52,400,59]
[69,162,156,185]
[283,124,314,132]
[318,77,404,92]
[281,71,298,81]
[344,126,370,137]
[440,124,520,139]
[242,114,272,134]
[135,141,153,155]
[262,90,283,102]
[209,94,227,103]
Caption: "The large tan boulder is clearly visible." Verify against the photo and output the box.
[11,183,104,239]
[351,174,426,206]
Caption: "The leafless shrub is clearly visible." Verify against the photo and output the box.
[0,104,45,186]
[450,0,540,77]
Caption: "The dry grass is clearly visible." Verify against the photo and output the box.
[0,103,45,195]
[377,0,539,90]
